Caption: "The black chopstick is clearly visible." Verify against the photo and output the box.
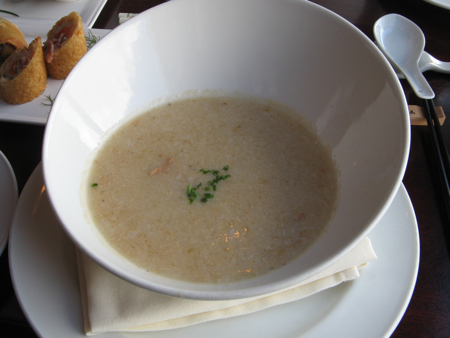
[427,99,450,175]
[423,98,450,213]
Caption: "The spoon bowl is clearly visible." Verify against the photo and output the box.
[374,13,435,99]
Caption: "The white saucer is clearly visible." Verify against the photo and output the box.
[0,151,18,256]
[9,163,419,338]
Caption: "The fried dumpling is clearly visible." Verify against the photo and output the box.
[43,12,87,79]
[0,36,47,104]
[0,17,28,66]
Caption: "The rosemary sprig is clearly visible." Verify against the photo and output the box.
[86,30,101,50]
[0,10,19,17]
[41,94,55,107]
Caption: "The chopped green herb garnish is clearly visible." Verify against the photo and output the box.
[92,183,98,187]
[186,185,200,204]
[187,166,230,204]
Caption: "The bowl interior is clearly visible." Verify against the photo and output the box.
[43,0,409,300]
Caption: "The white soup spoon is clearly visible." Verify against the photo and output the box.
[374,13,435,99]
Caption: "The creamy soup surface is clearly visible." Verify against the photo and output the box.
[83,95,339,283]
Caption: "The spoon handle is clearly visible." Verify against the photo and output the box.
[423,52,450,74]
[429,63,450,74]
[404,69,435,99]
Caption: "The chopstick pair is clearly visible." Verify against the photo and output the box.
[423,98,450,215]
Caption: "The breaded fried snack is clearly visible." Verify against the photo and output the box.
[43,12,87,79]
[0,17,28,66]
[0,36,47,104]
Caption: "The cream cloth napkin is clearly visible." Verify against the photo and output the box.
[77,237,377,335]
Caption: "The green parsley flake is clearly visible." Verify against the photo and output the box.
[186,185,200,204]
[187,166,231,204]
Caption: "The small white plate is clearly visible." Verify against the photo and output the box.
[9,163,419,338]
[0,25,110,125]
[0,0,107,27]
[0,151,17,256]
[424,0,450,9]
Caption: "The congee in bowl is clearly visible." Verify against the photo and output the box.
[82,94,339,284]
[42,0,410,300]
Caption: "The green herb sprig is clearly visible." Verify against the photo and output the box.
[41,94,55,107]
[187,166,230,204]
[86,30,102,50]
[0,10,19,17]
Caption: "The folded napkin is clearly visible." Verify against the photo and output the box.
[118,13,138,25]
[77,238,377,335]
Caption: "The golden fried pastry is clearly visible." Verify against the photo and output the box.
[0,17,28,66]
[43,12,87,79]
[0,36,47,104]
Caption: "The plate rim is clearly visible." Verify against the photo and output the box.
[0,151,18,256]
[8,163,419,337]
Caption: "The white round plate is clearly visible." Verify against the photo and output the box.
[424,0,450,9]
[0,151,18,256]
[9,163,419,338]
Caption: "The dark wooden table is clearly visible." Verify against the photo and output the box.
[1,0,450,337]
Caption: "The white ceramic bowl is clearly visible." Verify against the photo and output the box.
[43,0,409,300]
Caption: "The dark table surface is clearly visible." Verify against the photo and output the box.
[1,0,450,337]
